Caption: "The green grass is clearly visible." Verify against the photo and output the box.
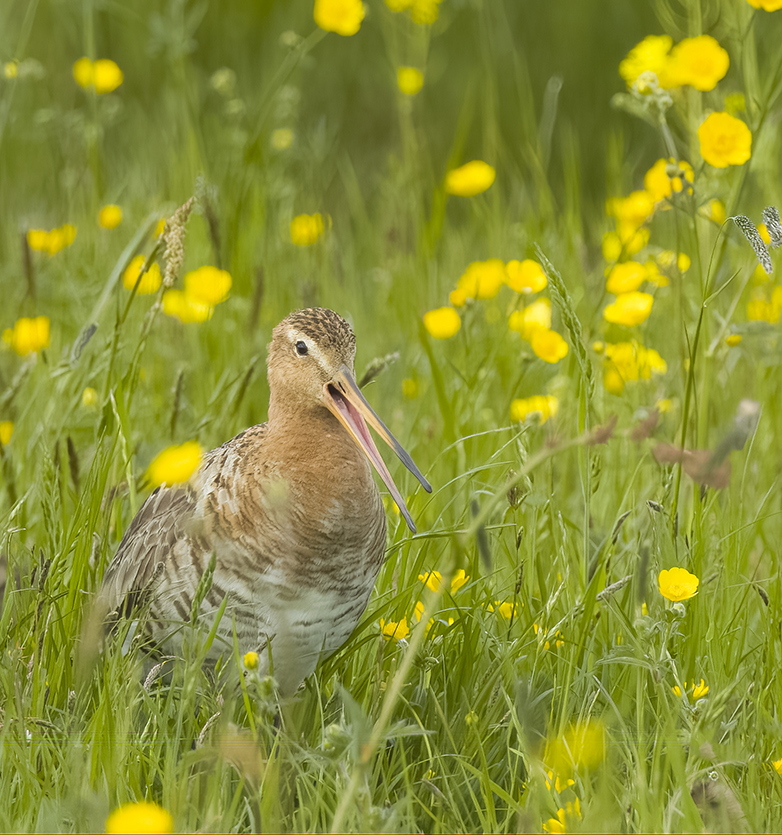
[2,0,782,831]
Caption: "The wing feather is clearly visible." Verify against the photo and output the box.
[97,485,196,620]
[95,423,271,625]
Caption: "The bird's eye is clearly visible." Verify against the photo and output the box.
[295,340,308,356]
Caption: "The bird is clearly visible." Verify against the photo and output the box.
[92,307,431,695]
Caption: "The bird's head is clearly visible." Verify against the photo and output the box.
[267,308,431,532]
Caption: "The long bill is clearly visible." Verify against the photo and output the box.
[323,364,432,534]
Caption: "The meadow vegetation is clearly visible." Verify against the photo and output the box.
[2,0,782,831]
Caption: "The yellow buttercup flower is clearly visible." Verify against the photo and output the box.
[601,342,634,379]
[402,378,419,399]
[47,224,77,255]
[603,291,654,326]
[29,228,56,253]
[543,798,581,834]
[122,255,163,295]
[746,0,782,10]
[753,283,782,315]
[450,569,468,592]
[147,440,203,487]
[379,616,409,641]
[601,340,667,395]
[82,387,98,407]
[643,158,695,203]
[162,289,213,323]
[654,250,690,275]
[606,261,647,294]
[3,316,50,356]
[529,328,569,364]
[508,298,551,339]
[665,35,729,91]
[243,651,259,670]
[183,266,232,306]
[397,67,424,96]
[698,112,752,168]
[98,204,123,230]
[410,0,441,24]
[0,421,13,445]
[271,128,294,150]
[290,213,325,246]
[618,224,650,254]
[544,770,575,793]
[418,569,469,594]
[637,345,666,377]
[603,366,625,395]
[547,720,605,775]
[747,289,781,323]
[619,34,674,87]
[449,288,467,307]
[73,58,123,94]
[154,218,167,237]
[444,160,496,197]
[643,160,672,204]
[457,259,506,300]
[423,306,461,339]
[413,600,428,626]
[105,801,173,834]
[658,567,699,601]
[93,59,124,93]
[488,600,517,619]
[602,232,622,263]
[725,334,742,347]
[607,190,656,229]
[314,0,365,36]
[704,198,726,225]
[758,223,772,245]
[606,190,655,261]
[4,61,18,79]
[510,394,558,424]
[505,259,547,294]
[533,623,564,650]
[72,57,93,88]
[642,260,668,287]
[26,230,49,252]
[673,679,709,701]
[419,569,443,591]
[385,0,443,24]
[26,224,77,256]
[773,758,782,774]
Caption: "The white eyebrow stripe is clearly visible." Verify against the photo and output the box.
[287,327,329,371]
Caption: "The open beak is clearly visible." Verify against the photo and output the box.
[323,364,432,533]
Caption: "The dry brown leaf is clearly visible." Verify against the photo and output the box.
[589,415,618,446]
[630,409,659,442]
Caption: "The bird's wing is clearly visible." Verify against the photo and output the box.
[96,483,199,622]
[95,423,271,624]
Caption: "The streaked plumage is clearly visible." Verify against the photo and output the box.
[95,308,431,694]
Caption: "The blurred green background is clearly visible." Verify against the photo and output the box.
[2,0,662,265]
[3,3,782,830]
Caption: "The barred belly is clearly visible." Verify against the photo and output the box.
[148,559,378,696]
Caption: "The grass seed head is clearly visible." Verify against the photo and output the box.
[162,196,196,287]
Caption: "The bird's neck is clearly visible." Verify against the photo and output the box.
[262,400,384,558]
[266,400,371,475]
[267,390,310,424]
